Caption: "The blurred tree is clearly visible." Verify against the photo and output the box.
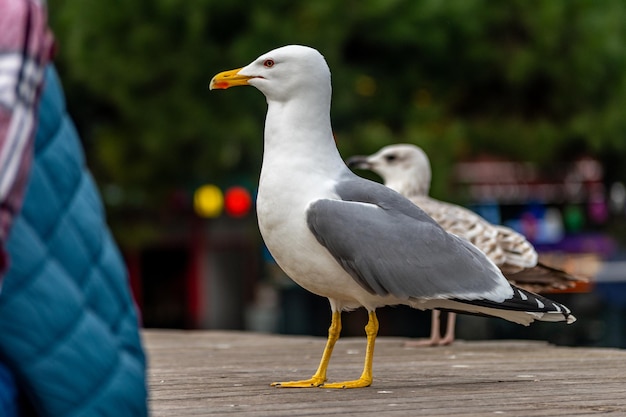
[49,0,626,246]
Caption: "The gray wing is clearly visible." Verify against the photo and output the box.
[306,177,511,301]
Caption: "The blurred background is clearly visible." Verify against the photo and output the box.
[49,0,626,347]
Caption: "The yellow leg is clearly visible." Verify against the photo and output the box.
[322,311,379,389]
[271,311,342,388]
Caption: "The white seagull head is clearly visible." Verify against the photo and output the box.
[348,143,432,197]
[210,45,331,104]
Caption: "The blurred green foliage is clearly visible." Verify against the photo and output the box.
[49,0,626,246]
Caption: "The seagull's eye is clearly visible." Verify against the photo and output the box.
[263,59,275,68]
[385,154,397,163]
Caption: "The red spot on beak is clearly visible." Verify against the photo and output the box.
[213,81,230,89]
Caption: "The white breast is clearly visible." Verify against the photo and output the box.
[256,159,373,306]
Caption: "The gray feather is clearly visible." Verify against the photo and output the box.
[306,176,509,301]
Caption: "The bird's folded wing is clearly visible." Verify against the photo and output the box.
[306,178,513,302]
[413,197,508,265]
[415,197,539,273]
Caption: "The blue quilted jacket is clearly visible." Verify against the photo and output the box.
[0,66,148,416]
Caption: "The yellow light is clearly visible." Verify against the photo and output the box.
[194,184,223,218]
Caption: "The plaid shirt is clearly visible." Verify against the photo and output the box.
[0,0,53,277]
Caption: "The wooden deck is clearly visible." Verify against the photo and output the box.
[145,329,626,416]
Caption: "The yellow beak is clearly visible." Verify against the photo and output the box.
[209,67,252,90]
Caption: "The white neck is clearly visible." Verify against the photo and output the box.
[261,92,346,178]
[255,85,348,240]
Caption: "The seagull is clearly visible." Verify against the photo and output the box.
[347,144,587,346]
[210,45,576,389]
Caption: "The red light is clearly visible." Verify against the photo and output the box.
[224,186,252,217]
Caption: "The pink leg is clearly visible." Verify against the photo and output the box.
[438,312,456,346]
[404,310,442,347]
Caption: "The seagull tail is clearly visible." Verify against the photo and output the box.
[506,261,588,293]
[438,285,576,326]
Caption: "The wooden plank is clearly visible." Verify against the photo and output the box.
[145,330,626,416]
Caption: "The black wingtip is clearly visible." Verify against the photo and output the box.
[452,285,575,323]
